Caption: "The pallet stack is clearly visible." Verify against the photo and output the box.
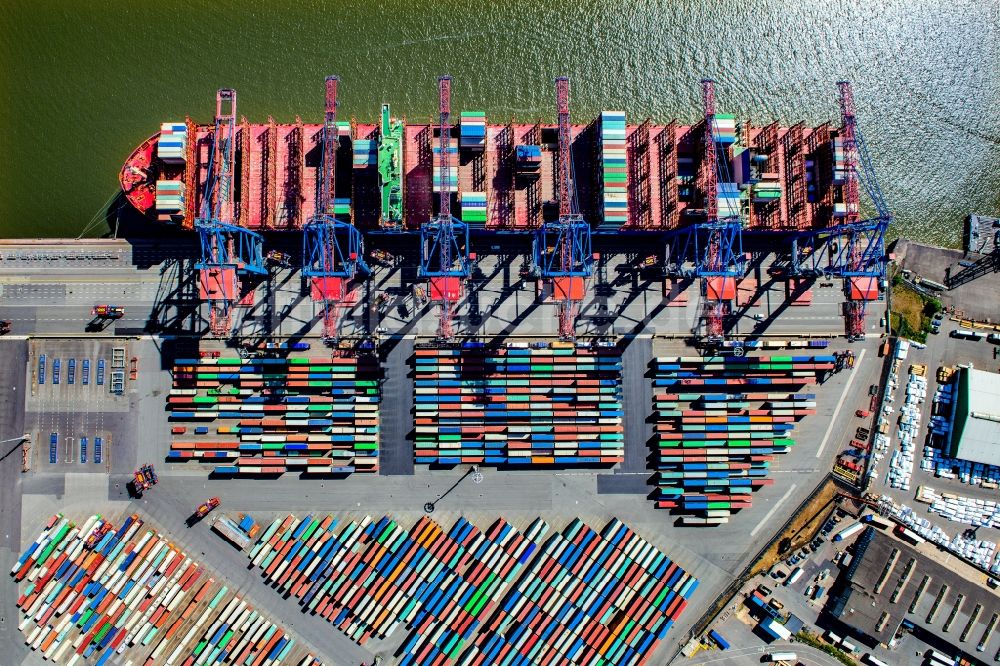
[464,518,698,665]
[10,513,321,666]
[652,355,833,523]
[166,356,380,475]
[413,347,624,466]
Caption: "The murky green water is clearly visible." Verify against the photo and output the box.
[1,0,997,245]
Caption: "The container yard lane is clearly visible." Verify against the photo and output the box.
[0,239,864,340]
[0,338,30,666]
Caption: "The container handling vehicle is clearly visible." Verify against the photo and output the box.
[91,305,125,319]
[195,497,221,519]
[132,463,158,494]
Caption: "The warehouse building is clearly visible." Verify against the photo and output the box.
[948,368,1000,466]
[828,529,1000,655]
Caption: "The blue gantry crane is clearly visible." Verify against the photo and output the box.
[663,79,745,342]
[419,75,471,341]
[787,81,890,340]
[195,89,266,337]
[533,76,593,340]
[302,75,369,342]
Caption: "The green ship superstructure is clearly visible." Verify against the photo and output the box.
[378,104,404,228]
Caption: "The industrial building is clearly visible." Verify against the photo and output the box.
[828,528,1000,658]
[948,367,1000,467]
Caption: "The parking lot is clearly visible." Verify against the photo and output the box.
[25,339,136,472]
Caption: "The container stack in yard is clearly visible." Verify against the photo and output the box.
[412,346,624,466]
[244,513,698,663]
[165,355,380,476]
[10,513,322,665]
[652,354,833,521]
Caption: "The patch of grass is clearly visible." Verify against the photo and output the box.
[795,630,858,665]
[749,478,840,577]
[891,282,942,343]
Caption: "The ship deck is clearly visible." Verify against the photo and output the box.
[129,117,838,233]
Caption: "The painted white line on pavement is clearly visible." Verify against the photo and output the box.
[750,483,798,538]
[815,347,866,459]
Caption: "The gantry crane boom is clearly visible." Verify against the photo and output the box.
[837,81,889,340]
[302,76,368,343]
[700,78,742,342]
[534,76,593,340]
[419,75,470,341]
[195,88,265,337]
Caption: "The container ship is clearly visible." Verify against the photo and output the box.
[119,84,856,234]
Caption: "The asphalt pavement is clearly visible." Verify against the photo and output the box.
[0,340,30,665]
[0,239,869,339]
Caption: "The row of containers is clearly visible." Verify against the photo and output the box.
[48,433,104,465]
[432,139,459,193]
[10,513,323,666]
[412,348,625,466]
[651,355,835,524]
[460,192,488,225]
[245,513,696,665]
[156,122,187,163]
[155,180,185,221]
[38,355,106,387]
[353,139,377,169]
[165,356,380,476]
[598,111,628,229]
[459,111,487,151]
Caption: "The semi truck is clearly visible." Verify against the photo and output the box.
[92,305,125,319]
[834,521,865,541]
[195,497,221,519]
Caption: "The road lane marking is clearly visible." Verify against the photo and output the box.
[815,348,866,459]
[751,483,798,538]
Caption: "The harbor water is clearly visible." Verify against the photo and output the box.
[0,0,997,245]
